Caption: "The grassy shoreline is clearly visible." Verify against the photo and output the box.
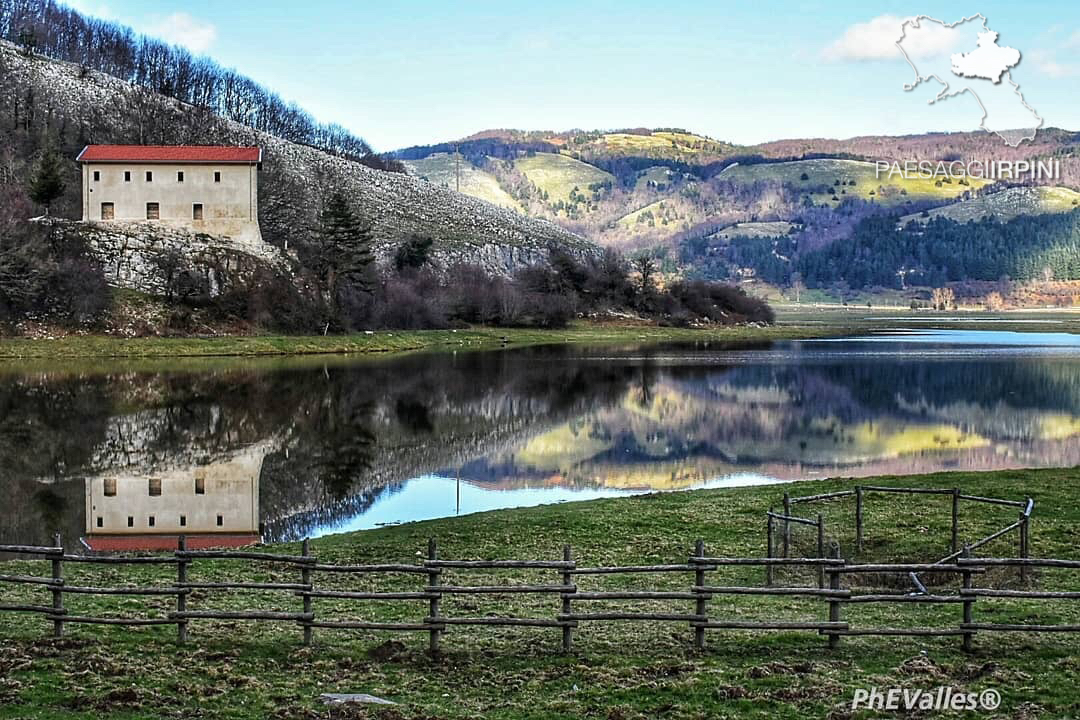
[5,307,1080,360]
[0,323,850,359]
[2,468,1079,719]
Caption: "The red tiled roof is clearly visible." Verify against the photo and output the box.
[77,145,262,164]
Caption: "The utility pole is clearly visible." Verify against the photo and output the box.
[454,143,460,192]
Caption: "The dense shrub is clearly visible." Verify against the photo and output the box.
[356,247,774,332]
[370,272,447,330]
[0,222,109,328]
[667,280,775,324]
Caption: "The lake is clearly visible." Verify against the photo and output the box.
[3,329,1080,549]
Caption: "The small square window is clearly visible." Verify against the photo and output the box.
[103,478,117,496]
[195,476,205,494]
[93,170,100,182]
[127,516,134,528]
[96,516,103,528]
[177,171,184,182]
[193,203,204,221]
[124,171,131,182]
[146,171,153,182]
[148,478,161,496]
[216,515,224,527]
[148,515,155,528]
[146,202,160,220]
[214,171,221,183]
[179,515,186,527]
[100,202,114,220]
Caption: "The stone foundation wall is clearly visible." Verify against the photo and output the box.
[36,218,292,297]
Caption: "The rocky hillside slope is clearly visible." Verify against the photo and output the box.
[0,40,595,278]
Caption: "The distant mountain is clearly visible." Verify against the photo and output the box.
[396,127,1080,294]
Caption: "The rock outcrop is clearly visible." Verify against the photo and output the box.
[35,217,292,297]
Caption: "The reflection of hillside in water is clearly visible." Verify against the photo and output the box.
[0,348,642,546]
[3,341,1080,548]
[468,356,1080,491]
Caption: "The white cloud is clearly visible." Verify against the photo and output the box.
[63,0,115,20]
[63,3,218,54]
[1029,49,1079,77]
[141,12,217,54]
[824,14,961,62]
[1068,30,1080,48]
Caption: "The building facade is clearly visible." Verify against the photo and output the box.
[77,145,263,244]
[83,447,264,551]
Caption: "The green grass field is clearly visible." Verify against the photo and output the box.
[0,323,852,360]
[772,305,1080,333]
[598,131,736,159]
[5,310,1080,361]
[715,221,800,239]
[717,158,991,208]
[615,199,671,227]
[514,153,615,203]
[404,154,521,210]
[634,165,677,189]
[1,468,1078,718]
[899,186,1080,225]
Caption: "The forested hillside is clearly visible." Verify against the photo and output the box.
[399,127,1080,301]
[801,212,1080,289]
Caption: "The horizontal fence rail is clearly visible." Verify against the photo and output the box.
[2,537,1078,655]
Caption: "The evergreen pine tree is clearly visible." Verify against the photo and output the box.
[319,191,374,325]
[394,234,434,272]
[320,192,373,287]
[29,143,65,216]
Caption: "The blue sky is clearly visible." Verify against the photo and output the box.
[66,0,1079,151]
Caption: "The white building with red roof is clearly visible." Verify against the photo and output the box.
[77,145,263,244]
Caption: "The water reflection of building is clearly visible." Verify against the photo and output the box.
[83,446,265,552]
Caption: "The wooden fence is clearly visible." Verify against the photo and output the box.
[2,536,1078,655]
[776,487,1035,584]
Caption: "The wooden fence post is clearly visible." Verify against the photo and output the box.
[766,510,775,587]
[561,544,573,654]
[50,532,63,638]
[961,546,974,653]
[694,540,706,651]
[782,493,791,559]
[301,538,313,646]
[828,543,842,650]
[816,514,825,589]
[951,489,960,555]
[427,538,441,656]
[176,536,189,643]
[1019,512,1030,584]
[855,486,863,556]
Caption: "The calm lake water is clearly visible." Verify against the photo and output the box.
[4,329,1080,549]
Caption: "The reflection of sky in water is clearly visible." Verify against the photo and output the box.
[306,330,1080,538]
[313,472,785,537]
[813,329,1080,347]
[575,331,1080,366]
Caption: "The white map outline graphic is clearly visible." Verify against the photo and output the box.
[896,14,1043,147]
